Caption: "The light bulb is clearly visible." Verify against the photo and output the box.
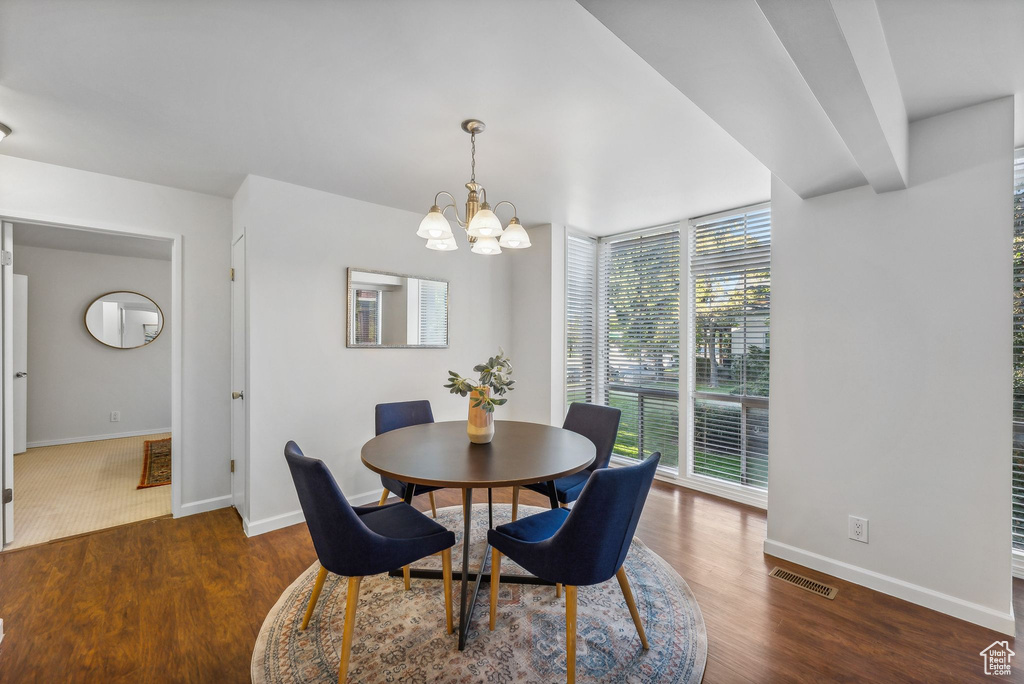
[467,205,503,238]
[471,236,502,255]
[426,236,458,251]
[498,218,531,249]
[417,206,453,239]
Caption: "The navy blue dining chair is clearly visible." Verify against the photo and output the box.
[511,403,621,520]
[489,452,660,684]
[284,441,456,684]
[376,400,445,517]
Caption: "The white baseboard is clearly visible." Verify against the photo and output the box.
[242,489,382,538]
[764,538,1015,635]
[178,494,232,517]
[26,428,172,449]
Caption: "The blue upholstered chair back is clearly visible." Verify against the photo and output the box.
[375,400,434,436]
[374,400,436,497]
[564,402,621,472]
[284,441,386,577]
[551,452,660,585]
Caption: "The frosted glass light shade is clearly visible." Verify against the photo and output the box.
[471,236,502,255]
[417,207,453,239]
[466,207,502,238]
[498,219,531,249]
[426,235,458,251]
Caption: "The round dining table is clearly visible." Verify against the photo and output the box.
[361,420,596,649]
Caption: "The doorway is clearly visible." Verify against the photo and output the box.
[0,220,176,549]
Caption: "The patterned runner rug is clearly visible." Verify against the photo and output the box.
[252,504,707,683]
[137,438,171,489]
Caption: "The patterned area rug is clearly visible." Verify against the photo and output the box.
[137,438,171,489]
[252,504,707,683]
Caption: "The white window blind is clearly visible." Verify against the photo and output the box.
[353,289,380,345]
[417,280,448,346]
[566,234,598,406]
[598,227,681,469]
[1012,148,1024,549]
[690,205,770,489]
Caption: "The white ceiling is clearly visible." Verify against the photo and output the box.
[13,222,172,261]
[876,0,1024,140]
[0,0,770,237]
[0,1,1019,239]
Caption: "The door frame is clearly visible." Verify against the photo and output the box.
[0,213,184,544]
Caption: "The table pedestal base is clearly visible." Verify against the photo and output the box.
[395,483,559,650]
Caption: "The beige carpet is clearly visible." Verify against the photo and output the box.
[7,433,171,549]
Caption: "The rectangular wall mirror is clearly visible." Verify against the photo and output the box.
[346,268,449,348]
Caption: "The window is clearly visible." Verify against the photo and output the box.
[566,234,598,405]
[597,227,681,468]
[1012,148,1024,550]
[417,280,448,346]
[689,205,770,490]
[353,289,381,345]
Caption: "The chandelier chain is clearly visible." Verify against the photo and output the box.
[470,132,476,183]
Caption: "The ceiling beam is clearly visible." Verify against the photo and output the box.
[578,0,866,200]
[756,0,908,192]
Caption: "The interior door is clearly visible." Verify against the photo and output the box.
[2,222,13,546]
[13,275,27,455]
[230,233,247,518]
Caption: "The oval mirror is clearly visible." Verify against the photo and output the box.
[84,291,164,349]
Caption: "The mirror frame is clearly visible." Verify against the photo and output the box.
[346,267,449,349]
[84,290,165,350]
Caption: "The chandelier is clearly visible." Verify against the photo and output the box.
[416,119,530,254]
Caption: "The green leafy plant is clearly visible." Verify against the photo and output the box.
[444,348,515,413]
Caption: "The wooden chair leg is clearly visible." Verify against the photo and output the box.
[511,485,520,521]
[378,488,389,506]
[556,582,562,598]
[565,585,577,684]
[301,566,328,630]
[441,548,454,634]
[402,565,411,591]
[489,548,502,630]
[339,576,362,684]
[428,491,437,518]
[616,566,649,649]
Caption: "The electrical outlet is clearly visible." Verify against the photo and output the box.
[110,411,120,423]
[848,515,868,543]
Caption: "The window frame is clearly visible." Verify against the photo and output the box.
[1011,148,1024,577]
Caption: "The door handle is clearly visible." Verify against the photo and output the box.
[14,371,26,378]
[232,390,244,400]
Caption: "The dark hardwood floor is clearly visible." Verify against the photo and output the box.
[0,482,1019,682]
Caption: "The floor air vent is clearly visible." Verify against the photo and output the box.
[769,567,838,600]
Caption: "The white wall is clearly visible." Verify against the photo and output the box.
[766,97,1015,633]
[233,176,514,534]
[0,155,233,514]
[14,245,171,445]
[507,224,566,426]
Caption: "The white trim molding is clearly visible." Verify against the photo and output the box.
[1012,549,1024,580]
[660,470,768,509]
[179,494,232,517]
[243,489,380,538]
[764,538,1015,635]
[26,428,173,449]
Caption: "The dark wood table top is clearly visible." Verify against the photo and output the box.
[361,420,596,489]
